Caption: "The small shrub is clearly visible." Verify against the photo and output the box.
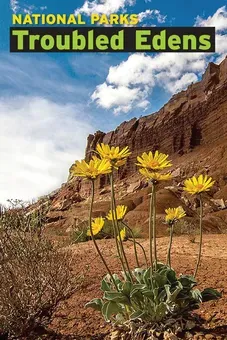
[71,219,115,244]
[0,205,75,338]
[70,220,89,243]
[0,198,50,236]
[174,219,199,238]
[130,225,142,238]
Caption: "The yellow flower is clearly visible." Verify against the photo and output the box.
[137,151,172,171]
[117,228,127,242]
[139,168,172,183]
[184,175,215,195]
[165,206,186,225]
[87,217,105,236]
[96,143,131,169]
[70,156,112,180]
[106,205,127,221]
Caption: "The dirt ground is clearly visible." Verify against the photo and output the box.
[50,235,227,339]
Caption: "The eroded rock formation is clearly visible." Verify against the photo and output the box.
[39,57,227,236]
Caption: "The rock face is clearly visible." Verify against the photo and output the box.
[85,58,227,177]
[43,57,227,236]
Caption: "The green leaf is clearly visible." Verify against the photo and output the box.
[104,273,121,288]
[154,272,168,287]
[153,287,159,302]
[130,284,146,297]
[156,262,168,271]
[201,288,222,302]
[179,275,197,289]
[133,268,146,283]
[104,291,129,304]
[143,268,152,286]
[155,302,168,321]
[192,289,202,303]
[141,288,154,298]
[85,298,103,312]
[165,282,183,303]
[112,274,122,285]
[130,310,145,320]
[101,278,111,292]
[117,282,123,291]
[158,289,167,302]
[102,301,121,322]
[166,269,177,283]
[121,281,133,296]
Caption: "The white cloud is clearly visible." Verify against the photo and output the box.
[10,0,47,14]
[163,73,199,94]
[107,54,155,87]
[195,6,227,32]
[136,100,150,109]
[91,6,227,114]
[91,53,206,112]
[216,33,227,54]
[75,0,166,26]
[215,34,227,63]
[10,0,19,13]
[138,9,166,24]
[0,97,92,204]
[91,82,146,115]
[195,6,227,65]
[75,0,136,16]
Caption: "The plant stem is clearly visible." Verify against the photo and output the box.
[109,176,127,277]
[89,180,118,291]
[167,225,174,268]
[110,172,133,282]
[194,194,203,278]
[152,182,157,271]
[121,222,140,268]
[122,222,148,268]
[149,187,153,276]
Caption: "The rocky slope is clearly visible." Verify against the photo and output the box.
[39,57,227,238]
[85,58,227,177]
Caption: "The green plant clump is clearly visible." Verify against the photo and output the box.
[87,264,220,325]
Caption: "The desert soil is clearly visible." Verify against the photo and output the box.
[50,234,227,339]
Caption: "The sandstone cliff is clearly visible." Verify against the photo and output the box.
[40,57,227,237]
[86,57,227,177]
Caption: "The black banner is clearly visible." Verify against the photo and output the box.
[10,27,216,53]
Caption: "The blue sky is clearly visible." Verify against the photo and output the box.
[0,0,226,203]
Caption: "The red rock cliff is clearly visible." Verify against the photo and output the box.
[85,57,227,181]
[39,57,227,237]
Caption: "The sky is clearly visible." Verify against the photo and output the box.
[0,0,226,203]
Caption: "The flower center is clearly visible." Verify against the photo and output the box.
[196,184,204,190]
[149,160,160,167]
